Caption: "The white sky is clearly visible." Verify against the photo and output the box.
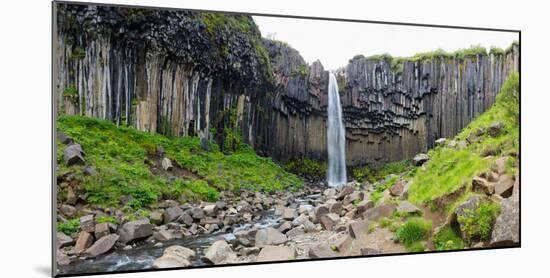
[253,16,519,71]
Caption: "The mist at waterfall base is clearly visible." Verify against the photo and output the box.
[327,73,347,187]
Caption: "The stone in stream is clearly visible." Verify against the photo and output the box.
[83,234,119,258]
[94,222,110,239]
[255,227,288,247]
[80,214,95,233]
[154,229,176,241]
[153,245,196,269]
[161,157,173,171]
[64,144,85,166]
[235,229,257,247]
[348,220,371,239]
[413,153,429,166]
[495,174,515,198]
[320,213,340,231]
[490,191,519,247]
[203,204,218,216]
[163,207,183,224]
[257,246,297,262]
[472,176,495,195]
[74,231,94,253]
[281,208,297,220]
[57,232,74,248]
[308,243,337,258]
[118,219,153,244]
[204,240,237,265]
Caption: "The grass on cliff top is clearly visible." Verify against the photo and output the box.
[57,116,302,210]
[407,73,519,205]
[352,159,414,184]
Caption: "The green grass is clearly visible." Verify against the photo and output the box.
[96,215,119,225]
[433,225,465,251]
[369,175,399,203]
[353,159,413,184]
[457,201,500,243]
[57,116,302,211]
[407,73,519,205]
[395,217,432,252]
[57,218,80,236]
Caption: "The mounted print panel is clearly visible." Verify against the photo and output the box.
[53,1,520,276]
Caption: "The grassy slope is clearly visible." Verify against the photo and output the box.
[57,116,302,212]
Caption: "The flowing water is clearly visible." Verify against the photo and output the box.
[327,73,347,187]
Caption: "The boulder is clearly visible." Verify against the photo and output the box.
[83,166,97,176]
[257,246,297,262]
[390,180,406,196]
[356,200,374,214]
[58,132,73,145]
[83,234,119,258]
[335,235,353,252]
[320,213,340,231]
[323,188,337,198]
[454,196,483,239]
[495,174,515,198]
[490,193,519,247]
[66,187,77,205]
[491,157,508,175]
[456,140,468,150]
[308,243,337,258]
[397,201,421,214]
[161,157,173,171]
[363,203,396,221]
[149,211,164,226]
[435,138,447,147]
[57,232,74,248]
[488,121,504,137]
[118,219,153,244]
[74,231,94,253]
[336,186,355,200]
[255,227,288,247]
[178,213,194,226]
[64,144,85,166]
[277,221,292,233]
[57,252,71,266]
[413,153,429,166]
[314,205,330,223]
[281,208,297,220]
[190,207,205,220]
[292,214,316,232]
[60,205,76,217]
[235,229,257,247]
[163,207,184,224]
[348,220,370,239]
[94,222,110,239]
[80,214,95,233]
[472,176,495,195]
[153,246,195,269]
[286,226,305,237]
[203,204,218,217]
[204,240,236,265]
[328,202,343,215]
[154,230,176,241]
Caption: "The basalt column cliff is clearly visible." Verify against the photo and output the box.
[55,5,519,166]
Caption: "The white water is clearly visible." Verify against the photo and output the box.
[327,73,347,187]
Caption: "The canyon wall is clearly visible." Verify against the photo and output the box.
[54,3,519,166]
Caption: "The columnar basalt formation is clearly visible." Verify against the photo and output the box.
[55,4,519,166]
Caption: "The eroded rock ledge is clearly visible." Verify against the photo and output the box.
[55,3,519,166]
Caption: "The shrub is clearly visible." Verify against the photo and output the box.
[395,217,432,250]
[284,158,326,181]
[57,218,80,236]
[96,215,118,224]
[457,201,500,242]
[433,225,465,251]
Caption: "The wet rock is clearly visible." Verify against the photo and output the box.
[80,215,95,233]
[495,174,515,198]
[320,213,340,231]
[154,230,176,241]
[255,227,288,246]
[472,176,495,195]
[94,222,110,239]
[490,193,519,247]
[257,246,296,262]
[74,231,94,253]
[161,157,173,171]
[57,232,74,248]
[64,144,85,166]
[118,219,154,244]
[163,207,183,224]
[308,243,337,258]
[153,245,195,268]
[397,201,421,214]
[204,240,236,265]
[413,153,429,166]
[84,234,119,258]
[348,220,370,239]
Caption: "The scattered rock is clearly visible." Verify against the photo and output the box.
[60,205,76,217]
[348,220,370,239]
[80,215,95,233]
[94,222,110,239]
[204,240,236,265]
[356,199,374,214]
[491,157,508,175]
[314,205,330,223]
[74,231,94,253]
[149,211,164,226]
[292,214,316,232]
[397,201,421,214]
[413,153,429,166]
[336,186,355,200]
[203,204,218,217]
[277,221,292,233]
[323,188,337,198]
[308,243,337,258]
[163,207,183,224]
[58,132,73,145]
[118,219,154,244]
[154,230,176,241]
[328,202,343,215]
[320,213,340,231]
[360,248,381,256]
[490,193,519,247]
[363,203,396,221]
[83,166,97,176]
[57,252,71,266]
[488,122,504,137]
[281,208,297,220]
[84,234,119,258]
[286,226,305,237]
[190,207,205,220]
[161,157,173,171]
[255,227,288,246]
[495,174,515,198]
[57,232,74,248]
[435,138,447,146]
[257,246,296,262]
[64,144,85,166]
[472,176,495,195]
[335,235,353,252]
[153,245,195,268]
[390,180,406,196]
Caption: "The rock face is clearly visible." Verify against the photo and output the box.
[55,4,519,166]
[118,219,153,244]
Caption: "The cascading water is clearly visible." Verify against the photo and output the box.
[327,73,347,187]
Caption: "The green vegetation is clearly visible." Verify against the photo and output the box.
[291,64,309,77]
[57,116,302,212]
[96,215,118,225]
[70,46,86,60]
[457,201,500,243]
[408,73,519,206]
[395,217,432,252]
[433,225,465,251]
[369,175,398,203]
[57,218,80,236]
[63,85,78,104]
[284,158,326,181]
[353,159,414,184]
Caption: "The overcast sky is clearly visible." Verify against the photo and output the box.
[253,16,519,71]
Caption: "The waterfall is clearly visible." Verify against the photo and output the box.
[327,73,347,187]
